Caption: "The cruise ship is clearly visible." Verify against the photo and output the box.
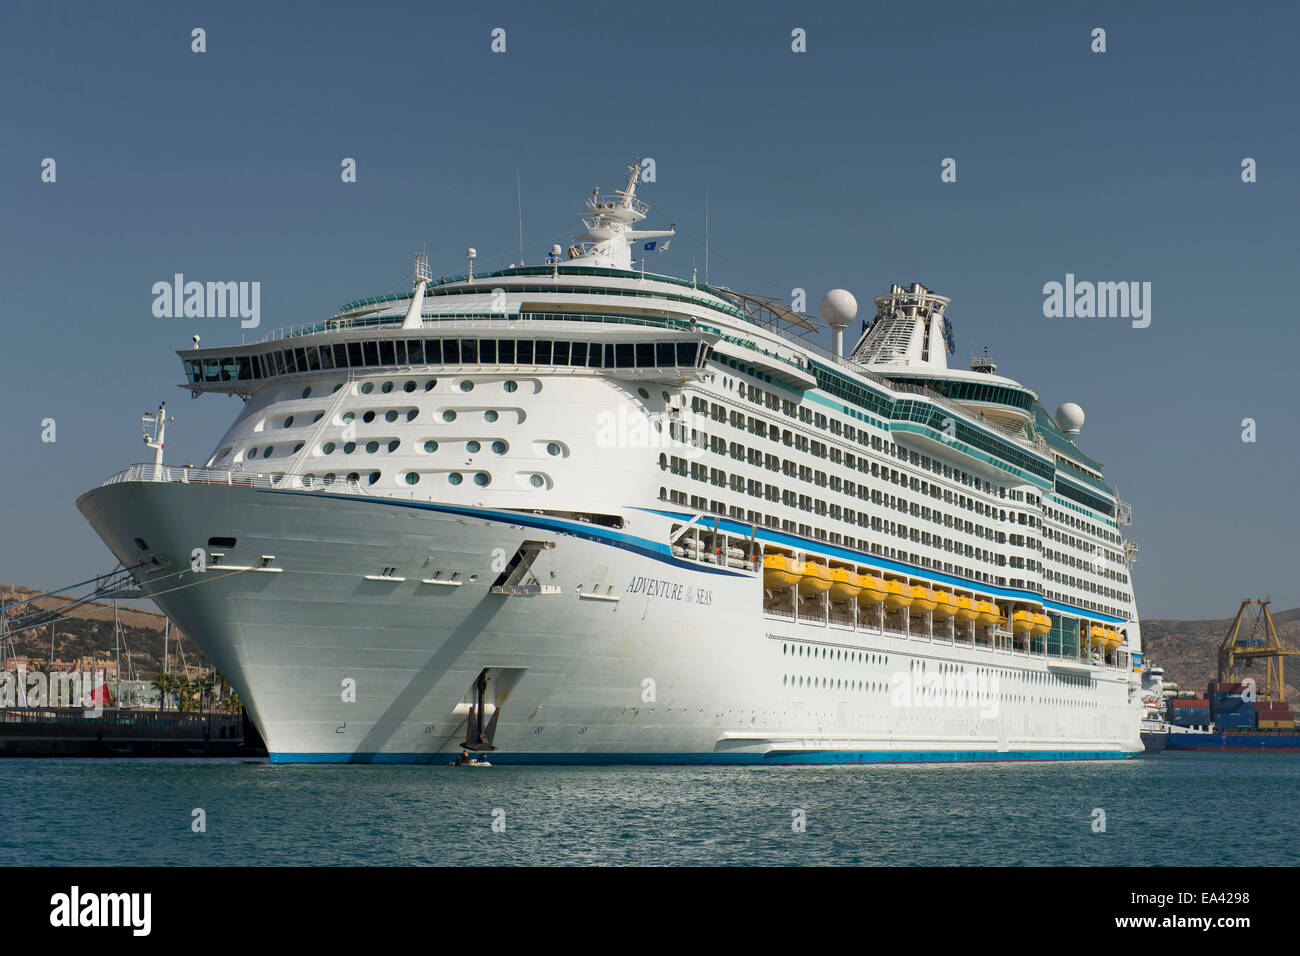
[77,162,1145,763]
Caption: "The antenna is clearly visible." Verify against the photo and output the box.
[516,167,525,267]
[704,189,709,285]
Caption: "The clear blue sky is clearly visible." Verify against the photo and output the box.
[2,0,1297,619]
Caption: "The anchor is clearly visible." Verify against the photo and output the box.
[453,669,499,767]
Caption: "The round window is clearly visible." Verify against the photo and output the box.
[342,411,355,423]
[284,416,294,428]
[388,440,400,452]
[467,440,481,453]
[366,441,379,453]
[293,443,304,454]
[368,472,380,485]
[301,387,311,399]
[360,382,374,394]
[385,410,398,423]
[503,380,518,393]
[425,379,437,391]
[381,381,394,393]
[312,413,323,423]
[529,474,544,488]
[443,410,457,422]
[405,472,420,485]
[459,380,474,392]
[247,447,258,458]
[323,442,336,454]
[347,472,359,482]
[448,472,463,486]
[324,473,336,484]
[363,411,376,423]
[403,381,416,393]
[491,440,506,454]
[638,388,649,400]
[262,447,273,458]
[474,472,490,487]
[406,409,418,422]
[424,440,438,453]
[344,442,356,454]
[484,410,499,423]
[547,442,561,456]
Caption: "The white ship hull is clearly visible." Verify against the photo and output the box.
[77,480,1142,763]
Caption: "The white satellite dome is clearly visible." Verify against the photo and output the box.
[819,289,858,328]
[1055,402,1085,437]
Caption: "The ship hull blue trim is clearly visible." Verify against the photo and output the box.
[269,749,1137,766]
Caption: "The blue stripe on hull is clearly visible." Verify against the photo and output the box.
[269,749,1137,766]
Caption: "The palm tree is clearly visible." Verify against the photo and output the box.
[149,674,171,711]
[174,675,195,713]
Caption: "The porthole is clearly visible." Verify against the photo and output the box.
[424,440,438,453]
[344,441,356,454]
[361,382,374,394]
[406,409,418,422]
[262,446,273,458]
[662,391,670,402]
[637,387,650,400]
[443,410,457,422]
[301,387,311,399]
[368,472,380,485]
[484,410,499,423]
[381,381,394,393]
[405,472,420,485]
[323,442,336,454]
[342,411,355,423]
[491,440,507,454]
[403,381,416,393]
[459,380,474,392]
[387,440,400,452]
[546,442,561,456]
[474,472,490,487]
[449,472,464,486]
[324,473,336,484]
[312,413,323,423]
[385,410,398,423]
[366,441,379,453]
[425,379,437,391]
[284,416,295,428]
[363,411,376,423]
[293,443,304,454]
[467,440,481,453]
[248,447,258,458]
[347,472,360,482]
[530,474,544,488]
[503,380,518,393]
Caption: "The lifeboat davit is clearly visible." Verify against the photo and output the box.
[883,579,912,611]
[910,586,937,613]
[1011,610,1035,636]
[931,590,956,619]
[828,568,862,602]
[954,596,978,622]
[762,554,801,589]
[858,573,888,605]
[1030,612,1052,636]
[975,601,999,626]
[798,562,831,596]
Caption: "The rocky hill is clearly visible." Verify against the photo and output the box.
[1,584,212,680]
[1139,604,1299,699]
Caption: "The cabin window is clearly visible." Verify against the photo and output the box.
[516,340,533,364]
[378,341,395,365]
[535,340,552,365]
[424,339,441,363]
[461,339,478,363]
[498,340,515,363]
[467,440,481,453]
[363,341,379,366]
[443,339,460,364]
[636,343,654,367]
[676,342,697,366]
[407,340,424,364]
[208,536,237,549]
[480,339,497,363]
[553,341,569,365]
[657,343,675,367]
[570,342,588,366]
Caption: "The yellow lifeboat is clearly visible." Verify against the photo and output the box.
[1030,612,1052,636]
[798,562,831,596]
[1011,610,1035,636]
[954,595,978,622]
[828,568,862,602]
[931,590,956,619]
[762,553,801,589]
[883,579,912,611]
[858,573,888,605]
[975,600,999,626]
[910,586,937,613]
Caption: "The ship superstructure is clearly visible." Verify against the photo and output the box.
[77,162,1144,763]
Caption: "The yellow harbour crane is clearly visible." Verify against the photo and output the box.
[1217,599,1297,702]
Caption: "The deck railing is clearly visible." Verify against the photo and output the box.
[101,463,366,495]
